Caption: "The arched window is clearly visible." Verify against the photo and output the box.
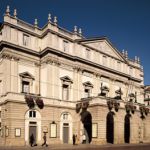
[63,113,68,120]
[29,110,36,118]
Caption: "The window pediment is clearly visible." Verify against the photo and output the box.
[129,93,135,97]
[19,72,34,80]
[60,76,73,83]
[83,81,93,88]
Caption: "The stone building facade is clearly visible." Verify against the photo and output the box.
[144,86,150,106]
[0,6,150,146]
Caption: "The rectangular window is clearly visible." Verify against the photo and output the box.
[85,49,90,59]
[129,67,133,76]
[23,34,29,46]
[84,88,90,98]
[117,61,121,71]
[33,111,36,118]
[102,55,107,66]
[22,81,30,93]
[29,111,32,117]
[0,111,1,118]
[62,84,69,100]
[63,114,68,120]
[29,121,36,125]
[29,111,36,118]
[63,40,69,52]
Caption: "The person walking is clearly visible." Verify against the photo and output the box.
[29,134,35,147]
[42,133,48,147]
[82,134,86,144]
[72,134,76,145]
[75,134,78,145]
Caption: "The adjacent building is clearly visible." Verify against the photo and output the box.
[0,6,150,146]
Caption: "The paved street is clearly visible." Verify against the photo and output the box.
[0,143,150,150]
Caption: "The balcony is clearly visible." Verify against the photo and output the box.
[0,92,76,108]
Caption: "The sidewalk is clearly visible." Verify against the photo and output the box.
[0,143,150,150]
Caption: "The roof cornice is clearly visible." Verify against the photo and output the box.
[0,41,142,83]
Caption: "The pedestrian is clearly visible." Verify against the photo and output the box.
[82,134,86,144]
[72,134,76,145]
[42,133,48,147]
[29,134,35,147]
[75,134,78,145]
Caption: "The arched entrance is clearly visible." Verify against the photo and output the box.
[25,109,41,145]
[60,112,72,143]
[80,110,92,143]
[124,114,130,143]
[106,112,114,144]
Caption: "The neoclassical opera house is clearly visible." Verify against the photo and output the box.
[0,6,150,146]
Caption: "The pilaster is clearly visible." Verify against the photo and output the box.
[10,57,19,93]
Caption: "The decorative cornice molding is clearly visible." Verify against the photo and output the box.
[0,53,20,61]
[0,41,143,83]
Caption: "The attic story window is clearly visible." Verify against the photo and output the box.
[63,40,69,52]
[117,61,121,70]
[23,34,29,46]
[102,55,107,66]
[129,67,133,76]
[85,49,90,59]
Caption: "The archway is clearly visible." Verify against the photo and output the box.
[80,110,92,143]
[124,114,130,143]
[25,109,41,145]
[106,111,114,144]
[60,112,72,144]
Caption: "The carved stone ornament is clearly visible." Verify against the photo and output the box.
[139,105,149,119]
[75,101,89,113]
[125,102,136,114]
[25,94,44,109]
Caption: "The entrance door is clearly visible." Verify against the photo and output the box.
[124,114,130,143]
[63,123,69,143]
[29,123,37,144]
[106,112,114,144]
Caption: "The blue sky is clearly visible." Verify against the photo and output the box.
[1,0,150,85]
